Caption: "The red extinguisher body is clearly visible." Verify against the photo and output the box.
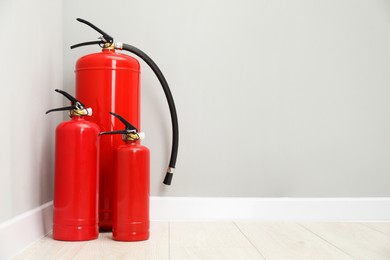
[53,116,100,241]
[75,48,140,230]
[112,141,150,241]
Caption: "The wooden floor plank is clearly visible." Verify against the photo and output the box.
[302,222,390,260]
[235,222,355,260]
[14,221,390,260]
[13,221,169,260]
[362,222,390,236]
[170,247,263,260]
[169,221,265,260]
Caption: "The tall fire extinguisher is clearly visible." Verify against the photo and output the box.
[100,112,150,241]
[71,18,179,231]
[46,89,100,241]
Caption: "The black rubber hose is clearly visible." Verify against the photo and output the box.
[121,43,178,185]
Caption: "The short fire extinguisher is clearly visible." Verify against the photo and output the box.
[100,112,150,241]
[46,89,100,241]
[71,18,179,231]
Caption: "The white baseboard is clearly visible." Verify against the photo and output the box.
[150,197,390,221]
[0,201,53,260]
[1,197,389,259]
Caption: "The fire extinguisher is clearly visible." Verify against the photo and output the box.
[70,18,179,231]
[46,89,100,241]
[100,112,150,241]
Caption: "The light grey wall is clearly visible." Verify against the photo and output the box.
[0,0,62,222]
[63,0,390,197]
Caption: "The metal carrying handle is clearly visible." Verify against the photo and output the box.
[46,89,86,114]
[99,112,138,136]
[70,18,113,49]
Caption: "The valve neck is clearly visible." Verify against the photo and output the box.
[71,114,85,120]
[70,109,90,117]
[122,132,140,141]
[102,43,115,51]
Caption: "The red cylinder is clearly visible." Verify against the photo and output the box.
[75,48,140,231]
[53,116,100,241]
[112,141,150,241]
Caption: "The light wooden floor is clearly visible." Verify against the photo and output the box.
[14,221,390,260]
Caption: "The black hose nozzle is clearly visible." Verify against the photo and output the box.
[163,171,174,185]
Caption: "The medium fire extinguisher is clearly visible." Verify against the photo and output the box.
[100,112,150,241]
[46,89,100,241]
[71,18,179,231]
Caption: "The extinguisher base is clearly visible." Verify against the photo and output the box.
[113,221,150,242]
[113,231,150,242]
[53,224,98,241]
